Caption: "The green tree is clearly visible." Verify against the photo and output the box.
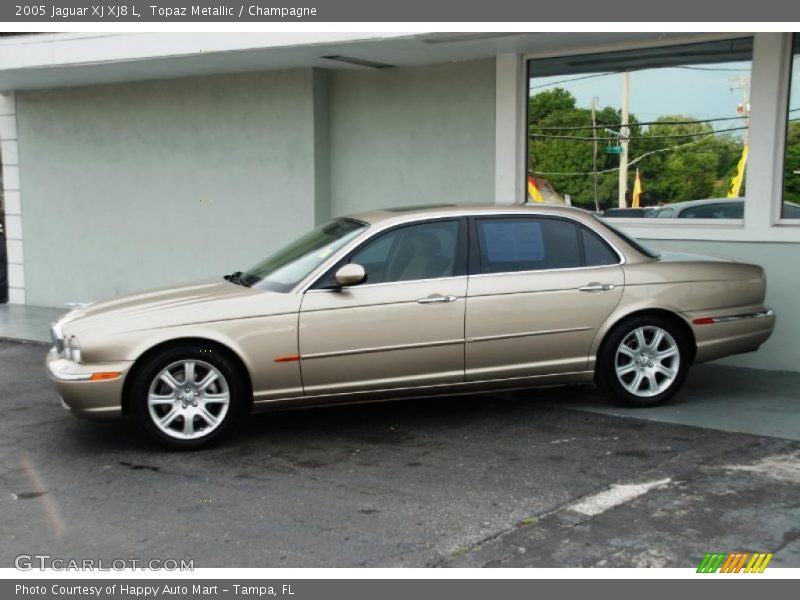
[784,120,800,204]
[528,91,745,208]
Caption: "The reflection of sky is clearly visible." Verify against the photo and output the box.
[530,62,758,128]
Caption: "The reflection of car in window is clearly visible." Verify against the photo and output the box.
[602,208,655,218]
[647,199,800,219]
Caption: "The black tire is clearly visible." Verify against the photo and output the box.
[595,314,690,408]
[130,344,246,450]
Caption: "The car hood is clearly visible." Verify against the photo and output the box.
[58,279,286,336]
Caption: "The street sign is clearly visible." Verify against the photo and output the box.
[604,146,623,154]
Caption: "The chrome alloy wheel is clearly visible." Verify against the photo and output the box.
[614,326,680,398]
[147,360,230,440]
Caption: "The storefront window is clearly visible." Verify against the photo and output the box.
[527,39,754,218]
[782,34,800,219]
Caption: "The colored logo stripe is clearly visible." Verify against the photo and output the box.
[697,552,773,573]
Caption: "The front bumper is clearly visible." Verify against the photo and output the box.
[46,348,133,420]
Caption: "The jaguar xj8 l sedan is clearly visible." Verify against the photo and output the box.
[48,205,775,448]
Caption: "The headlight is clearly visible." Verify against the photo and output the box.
[66,336,82,363]
[50,324,66,355]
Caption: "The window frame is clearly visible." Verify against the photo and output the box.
[525,37,753,230]
[468,214,624,277]
[778,32,800,223]
[518,33,800,243]
[308,217,469,290]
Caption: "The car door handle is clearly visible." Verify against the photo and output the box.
[579,283,616,292]
[417,294,458,304]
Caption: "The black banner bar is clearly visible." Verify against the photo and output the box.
[3,0,800,22]
[3,580,798,600]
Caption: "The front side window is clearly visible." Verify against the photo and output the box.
[476,217,582,274]
[242,218,366,292]
[782,34,800,219]
[527,38,753,216]
[349,220,461,285]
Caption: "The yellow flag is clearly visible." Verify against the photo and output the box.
[728,144,749,198]
[527,176,544,203]
[632,169,642,208]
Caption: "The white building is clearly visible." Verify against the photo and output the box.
[1,32,798,372]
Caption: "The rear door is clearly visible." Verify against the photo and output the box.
[465,216,624,381]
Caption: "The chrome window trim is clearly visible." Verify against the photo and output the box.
[468,262,623,280]
[472,213,626,278]
[295,215,465,294]
[304,274,468,294]
[295,210,628,294]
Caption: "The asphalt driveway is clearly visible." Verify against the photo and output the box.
[1,340,799,568]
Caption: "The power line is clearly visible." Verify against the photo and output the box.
[531,133,715,177]
[529,125,747,142]
[529,115,747,132]
[677,65,751,72]
[529,72,617,91]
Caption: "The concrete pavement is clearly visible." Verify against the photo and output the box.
[1,340,798,568]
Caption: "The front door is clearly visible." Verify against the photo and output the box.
[299,219,467,396]
[465,216,624,381]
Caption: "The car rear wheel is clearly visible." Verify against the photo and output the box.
[131,345,244,449]
[596,315,690,407]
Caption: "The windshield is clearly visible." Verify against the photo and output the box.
[593,215,660,259]
[240,218,367,292]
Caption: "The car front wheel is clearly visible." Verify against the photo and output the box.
[596,315,690,407]
[131,345,244,449]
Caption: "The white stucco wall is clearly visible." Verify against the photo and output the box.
[328,59,496,216]
[16,70,319,307]
[13,60,499,308]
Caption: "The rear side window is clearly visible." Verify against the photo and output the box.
[476,217,581,274]
[680,202,743,219]
[580,227,619,267]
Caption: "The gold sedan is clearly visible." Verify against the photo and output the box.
[47,205,775,449]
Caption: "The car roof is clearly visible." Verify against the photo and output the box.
[659,198,743,210]
[345,203,594,226]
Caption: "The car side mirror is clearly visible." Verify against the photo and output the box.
[334,263,366,287]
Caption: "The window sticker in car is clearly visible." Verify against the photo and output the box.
[481,221,545,263]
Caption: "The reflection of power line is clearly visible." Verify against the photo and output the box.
[529,72,618,90]
[529,115,747,131]
[529,126,747,142]
[677,65,751,72]
[532,134,715,177]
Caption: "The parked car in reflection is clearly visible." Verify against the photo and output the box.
[602,207,655,218]
[48,205,775,449]
[648,198,800,219]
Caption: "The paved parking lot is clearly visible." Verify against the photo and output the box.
[1,340,799,568]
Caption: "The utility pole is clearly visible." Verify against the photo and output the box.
[591,96,600,212]
[730,75,751,145]
[618,71,630,208]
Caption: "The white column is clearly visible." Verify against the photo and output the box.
[494,54,526,206]
[1,91,24,304]
[745,33,792,237]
